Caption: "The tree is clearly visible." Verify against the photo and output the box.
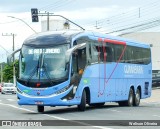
[2,60,19,82]
[0,62,6,83]
[3,63,13,82]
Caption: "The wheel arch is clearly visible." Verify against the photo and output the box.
[130,85,135,93]
[84,87,91,104]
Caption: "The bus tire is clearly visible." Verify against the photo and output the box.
[37,105,44,113]
[133,88,140,106]
[78,90,86,111]
[126,88,134,106]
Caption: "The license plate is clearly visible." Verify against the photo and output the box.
[35,101,43,105]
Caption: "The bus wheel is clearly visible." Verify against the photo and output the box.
[133,88,140,106]
[127,88,134,106]
[37,105,44,113]
[78,90,86,111]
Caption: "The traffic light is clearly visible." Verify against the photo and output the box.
[31,8,39,22]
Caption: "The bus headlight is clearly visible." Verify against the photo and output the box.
[17,87,23,94]
[55,85,72,95]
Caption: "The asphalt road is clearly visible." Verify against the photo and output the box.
[0,88,160,129]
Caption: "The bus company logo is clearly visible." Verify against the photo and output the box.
[124,65,144,74]
[37,92,40,95]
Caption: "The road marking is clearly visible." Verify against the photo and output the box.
[142,101,160,105]
[107,109,121,113]
[0,102,35,113]
[7,99,15,102]
[153,115,160,118]
[0,102,113,129]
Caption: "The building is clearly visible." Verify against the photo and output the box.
[121,32,160,71]
[41,19,70,32]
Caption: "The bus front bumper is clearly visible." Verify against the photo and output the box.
[17,86,80,106]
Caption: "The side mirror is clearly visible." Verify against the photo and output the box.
[65,43,86,63]
[7,48,21,65]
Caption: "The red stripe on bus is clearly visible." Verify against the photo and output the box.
[104,39,126,46]
[98,38,103,42]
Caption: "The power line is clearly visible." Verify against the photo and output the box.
[8,16,37,33]
[39,0,75,11]
[83,0,160,30]
[0,44,10,54]
[102,16,160,32]
[40,0,63,10]
[105,18,160,34]
[119,22,160,36]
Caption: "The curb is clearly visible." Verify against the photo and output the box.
[152,86,160,90]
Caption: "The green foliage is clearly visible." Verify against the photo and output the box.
[3,64,13,82]
[1,60,19,83]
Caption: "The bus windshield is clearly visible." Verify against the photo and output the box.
[19,44,69,83]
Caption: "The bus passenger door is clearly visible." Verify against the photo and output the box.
[70,47,87,94]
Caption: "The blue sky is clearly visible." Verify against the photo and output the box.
[0,0,159,62]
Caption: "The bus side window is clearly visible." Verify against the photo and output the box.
[133,47,144,64]
[91,43,99,63]
[142,48,151,64]
[98,45,106,62]
[72,51,78,73]
[124,46,133,63]
[94,45,103,62]
[71,48,86,86]
[78,48,86,70]
[115,45,124,62]
[105,46,113,62]
[86,43,92,65]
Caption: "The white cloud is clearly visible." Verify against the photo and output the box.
[0,1,149,62]
[0,6,130,62]
[0,12,41,62]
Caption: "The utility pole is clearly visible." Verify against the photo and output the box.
[139,8,141,18]
[95,21,101,29]
[2,33,16,85]
[42,11,53,31]
[1,63,3,83]
[47,12,50,31]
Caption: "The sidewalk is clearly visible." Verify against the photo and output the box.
[141,88,160,103]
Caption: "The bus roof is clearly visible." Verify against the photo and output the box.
[23,30,150,48]
[23,30,83,47]
[91,31,150,48]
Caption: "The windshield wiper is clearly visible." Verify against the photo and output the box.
[27,51,54,85]
[26,64,39,84]
[27,53,41,84]
[42,63,54,85]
